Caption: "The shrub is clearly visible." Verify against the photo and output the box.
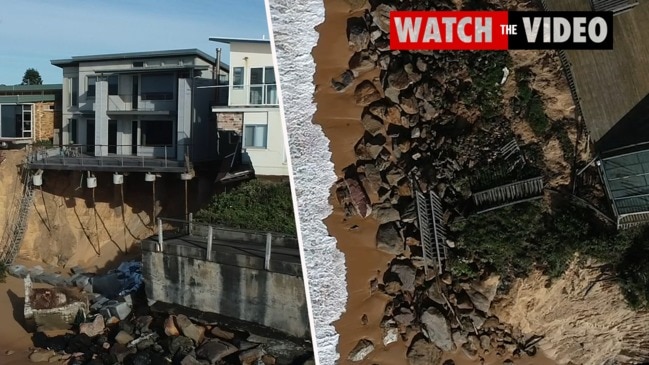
[195,179,296,235]
[516,68,549,135]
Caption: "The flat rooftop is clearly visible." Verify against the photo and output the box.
[544,0,649,147]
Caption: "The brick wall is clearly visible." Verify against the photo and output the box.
[216,112,243,134]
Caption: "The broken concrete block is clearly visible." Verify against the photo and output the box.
[7,264,28,278]
[100,301,132,321]
[71,266,87,275]
[30,266,45,276]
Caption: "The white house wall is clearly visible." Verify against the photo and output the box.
[244,108,287,176]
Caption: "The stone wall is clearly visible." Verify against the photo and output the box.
[34,102,58,142]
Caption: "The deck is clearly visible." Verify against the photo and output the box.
[544,0,649,145]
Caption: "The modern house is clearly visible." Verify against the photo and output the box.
[27,49,228,173]
[209,37,288,178]
[544,0,649,228]
[0,84,62,145]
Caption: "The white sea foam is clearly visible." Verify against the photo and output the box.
[267,1,347,365]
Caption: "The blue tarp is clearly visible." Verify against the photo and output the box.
[91,261,143,299]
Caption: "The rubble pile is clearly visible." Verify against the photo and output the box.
[333,1,548,364]
[27,311,312,365]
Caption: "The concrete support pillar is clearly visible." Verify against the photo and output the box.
[94,79,109,156]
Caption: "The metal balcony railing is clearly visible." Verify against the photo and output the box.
[211,84,279,106]
[26,143,190,169]
[106,93,176,112]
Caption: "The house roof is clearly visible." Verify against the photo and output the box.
[51,49,229,72]
[209,37,271,45]
[0,84,62,93]
[544,0,649,143]
[0,95,57,103]
[599,147,649,217]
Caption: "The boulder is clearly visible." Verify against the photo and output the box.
[376,223,404,255]
[391,263,416,293]
[347,339,374,362]
[347,17,369,52]
[407,337,443,365]
[196,339,238,364]
[463,286,491,314]
[354,80,382,106]
[210,327,235,341]
[332,70,355,92]
[28,349,56,363]
[165,315,180,336]
[388,67,411,90]
[180,355,203,365]
[371,4,395,33]
[344,176,372,218]
[372,204,400,224]
[369,104,404,127]
[349,50,377,76]
[114,330,134,345]
[79,315,105,338]
[361,113,384,136]
[169,336,195,358]
[400,92,419,115]
[421,307,454,352]
[383,327,399,346]
[175,314,206,345]
[239,347,266,365]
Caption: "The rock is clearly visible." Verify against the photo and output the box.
[5,350,15,355]
[441,272,453,285]
[361,113,384,136]
[180,354,203,365]
[452,330,468,347]
[210,327,234,341]
[347,17,369,52]
[383,327,399,346]
[479,335,491,351]
[48,353,64,362]
[175,315,205,345]
[384,280,402,295]
[421,307,454,352]
[239,347,265,365]
[347,339,374,362]
[332,70,355,92]
[168,336,194,359]
[135,315,153,334]
[344,176,372,218]
[463,287,491,314]
[388,67,411,90]
[115,330,134,345]
[196,339,237,364]
[7,265,29,278]
[376,223,404,255]
[165,315,180,336]
[400,201,417,224]
[354,80,382,106]
[400,93,419,115]
[372,204,400,224]
[355,139,383,161]
[384,87,401,104]
[261,354,277,365]
[29,349,56,363]
[394,311,415,327]
[391,264,416,293]
[363,164,383,192]
[369,104,404,127]
[371,4,394,33]
[469,313,486,330]
[443,361,455,365]
[349,51,377,76]
[482,317,501,330]
[407,337,443,365]
[79,315,105,338]
[385,166,405,187]
[462,341,478,358]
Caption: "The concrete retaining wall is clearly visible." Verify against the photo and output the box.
[141,240,309,339]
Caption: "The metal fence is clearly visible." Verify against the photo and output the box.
[473,176,545,213]
[154,215,297,271]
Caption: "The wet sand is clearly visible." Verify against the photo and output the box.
[311,1,557,364]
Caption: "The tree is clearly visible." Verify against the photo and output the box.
[21,68,43,85]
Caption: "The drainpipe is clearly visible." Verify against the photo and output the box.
[215,48,222,157]
[189,71,195,163]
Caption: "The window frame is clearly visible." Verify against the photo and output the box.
[232,67,244,90]
[140,120,174,147]
[87,76,97,99]
[243,124,268,149]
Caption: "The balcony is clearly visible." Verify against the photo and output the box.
[212,84,278,107]
[107,93,176,115]
[26,143,188,173]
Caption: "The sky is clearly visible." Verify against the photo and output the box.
[0,0,270,85]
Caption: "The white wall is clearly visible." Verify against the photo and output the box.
[243,108,288,176]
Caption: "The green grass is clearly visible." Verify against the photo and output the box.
[195,179,296,235]
[516,68,549,135]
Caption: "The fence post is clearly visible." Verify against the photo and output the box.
[265,232,272,270]
[157,218,163,252]
[206,226,213,261]
[188,213,193,235]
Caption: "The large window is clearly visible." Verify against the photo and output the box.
[69,77,78,107]
[141,74,174,100]
[232,67,244,90]
[244,125,267,148]
[69,119,77,144]
[249,67,277,105]
[108,75,119,95]
[140,120,174,146]
[87,76,97,98]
